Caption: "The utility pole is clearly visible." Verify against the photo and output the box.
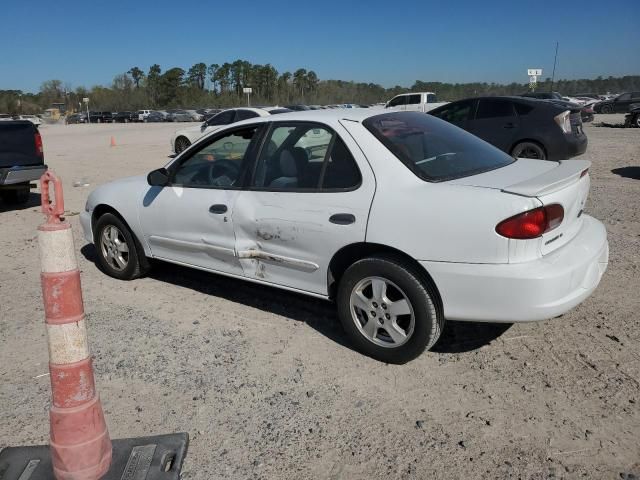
[550,41,559,92]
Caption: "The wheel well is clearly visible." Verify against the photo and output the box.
[176,135,190,144]
[327,242,443,316]
[92,205,144,252]
[509,138,547,157]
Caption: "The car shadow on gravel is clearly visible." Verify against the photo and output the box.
[0,193,41,212]
[81,245,512,356]
[612,166,640,180]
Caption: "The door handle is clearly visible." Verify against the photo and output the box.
[503,122,516,129]
[209,204,228,214]
[329,213,356,225]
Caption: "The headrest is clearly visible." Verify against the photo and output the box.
[279,150,297,177]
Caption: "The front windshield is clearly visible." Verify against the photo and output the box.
[363,112,515,182]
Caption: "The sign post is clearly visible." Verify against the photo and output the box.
[83,97,90,123]
[527,69,543,92]
[243,87,252,107]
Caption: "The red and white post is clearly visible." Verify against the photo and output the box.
[38,171,112,480]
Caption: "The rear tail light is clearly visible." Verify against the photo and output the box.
[554,110,572,134]
[496,204,564,239]
[35,131,44,157]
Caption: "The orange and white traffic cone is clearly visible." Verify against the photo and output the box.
[38,171,111,480]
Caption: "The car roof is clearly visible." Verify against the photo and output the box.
[227,108,385,128]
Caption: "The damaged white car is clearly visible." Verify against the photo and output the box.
[82,110,608,363]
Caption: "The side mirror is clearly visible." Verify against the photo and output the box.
[201,122,208,131]
[147,167,169,187]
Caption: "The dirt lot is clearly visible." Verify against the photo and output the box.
[1,116,638,479]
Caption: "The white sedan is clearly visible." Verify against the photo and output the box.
[82,110,608,363]
[171,107,291,154]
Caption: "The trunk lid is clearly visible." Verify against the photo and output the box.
[449,159,591,256]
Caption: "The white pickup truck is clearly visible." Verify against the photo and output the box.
[385,92,447,113]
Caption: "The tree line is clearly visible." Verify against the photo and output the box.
[1,60,639,114]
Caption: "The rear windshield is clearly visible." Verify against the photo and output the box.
[363,112,515,182]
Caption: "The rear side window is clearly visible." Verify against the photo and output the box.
[407,94,421,105]
[476,99,515,119]
[252,123,361,191]
[426,93,438,103]
[514,102,534,116]
[363,112,515,182]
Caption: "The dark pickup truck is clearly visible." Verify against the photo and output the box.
[0,121,47,204]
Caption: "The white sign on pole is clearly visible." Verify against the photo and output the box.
[527,69,543,77]
[82,97,89,103]
[529,76,537,83]
[242,87,252,94]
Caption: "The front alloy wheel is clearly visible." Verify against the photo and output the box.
[175,137,191,153]
[94,212,149,280]
[99,224,129,272]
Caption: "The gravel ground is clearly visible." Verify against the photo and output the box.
[1,116,638,479]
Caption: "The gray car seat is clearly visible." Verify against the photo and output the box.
[269,147,308,188]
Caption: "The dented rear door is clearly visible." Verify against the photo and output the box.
[232,122,375,296]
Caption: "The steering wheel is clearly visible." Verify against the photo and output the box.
[207,159,241,187]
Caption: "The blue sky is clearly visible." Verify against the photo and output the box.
[2,0,638,92]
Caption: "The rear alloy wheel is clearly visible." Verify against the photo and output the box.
[94,213,149,280]
[175,137,191,153]
[634,114,640,128]
[337,256,443,363]
[511,141,546,160]
[600,104,613,114]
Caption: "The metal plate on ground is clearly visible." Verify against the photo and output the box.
[0,433,189,480]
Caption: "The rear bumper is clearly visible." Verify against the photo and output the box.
[565,133,588,157]
[0,165,47,185]
[421,215,608,323]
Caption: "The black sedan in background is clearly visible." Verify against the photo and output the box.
[429,96,587,160]
[113,111,138,123]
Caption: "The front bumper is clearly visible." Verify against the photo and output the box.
[0,165,47,185]
[421,215,608,323]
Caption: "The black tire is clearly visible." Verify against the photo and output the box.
[633,114,640,128]
[2,184,30,204]
[600,104,613,114]
[336,255,443,364]
[175,136,191,153]
[93,212,150,280]
[511,141,547,160]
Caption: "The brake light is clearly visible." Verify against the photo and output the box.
[35,131,44,157]
[496,204,564,239]
[554,110,571,134]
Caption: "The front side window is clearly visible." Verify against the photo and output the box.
[363,112,515,182]
[252,123,360,191]
[617,93,631,101]
[431,100,473,124]
[235,109,260,121]
[475,99,515,119]
[387,96,406,108]
[207,110,234,126]
[426,93,438,103]
[172,127,258,188]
